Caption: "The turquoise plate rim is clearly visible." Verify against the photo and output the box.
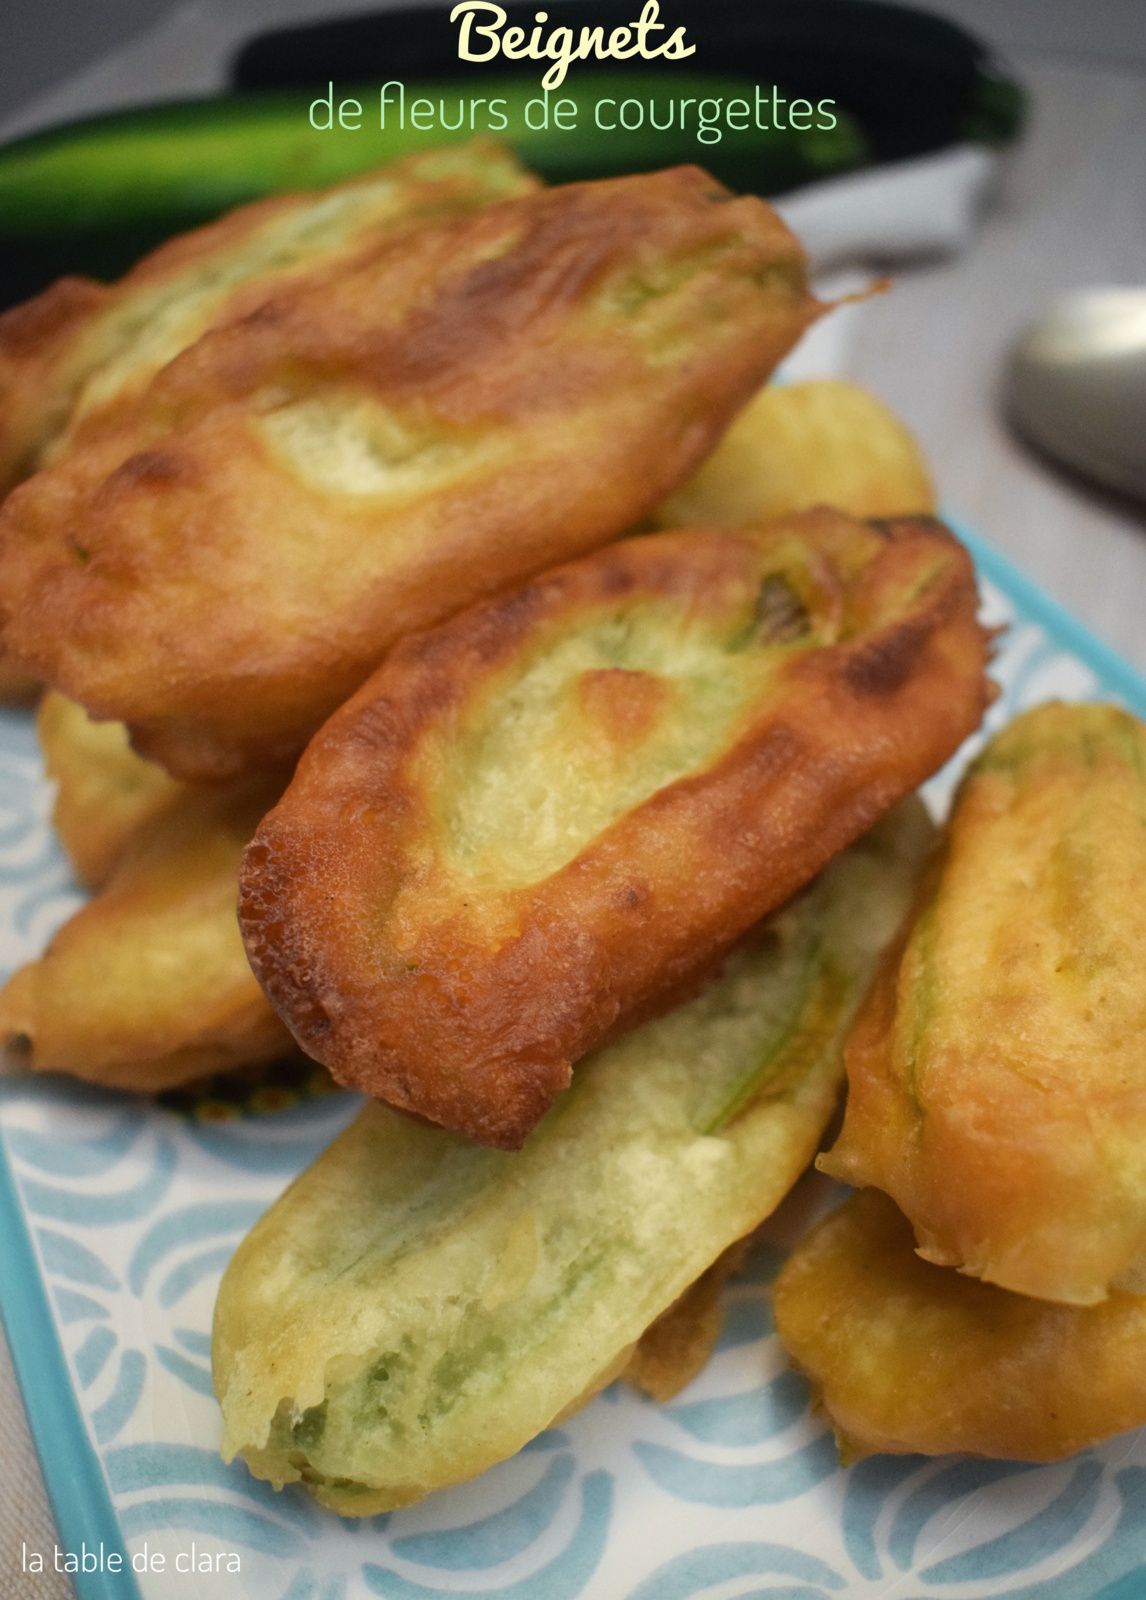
[0,1124,143,1600]
[1,514,1144,1600]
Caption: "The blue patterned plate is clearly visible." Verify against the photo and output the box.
[2,520,1146,1600]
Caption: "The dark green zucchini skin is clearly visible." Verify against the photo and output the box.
[0,74,867,305]
[232,0,1026,162]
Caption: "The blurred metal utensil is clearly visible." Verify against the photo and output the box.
[1008,287,1146,504]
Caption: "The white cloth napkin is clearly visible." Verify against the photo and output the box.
[777,144,1000,273]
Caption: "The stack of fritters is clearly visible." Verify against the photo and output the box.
[0,158,823,777]
[4,137,1136,1513]
[216,800,935,1513]
[776,703,1146,1462]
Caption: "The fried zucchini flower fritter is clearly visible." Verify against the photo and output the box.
[214,801,934,1514]
[0,162,822,780]
[0,140,538,492]
[774,1188,1146,1462]
[37,691,184,888]
[654,378,936,529]
[821,701,1146,1305]
[240,508,991,1149]
[0,779,291,1091]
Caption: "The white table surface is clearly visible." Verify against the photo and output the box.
[1,11,1144,1598]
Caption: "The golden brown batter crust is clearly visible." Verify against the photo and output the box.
[240,509,990,1147]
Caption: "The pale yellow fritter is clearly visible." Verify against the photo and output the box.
[0,780,291,1091]
[822,701,1146,1305]
[654,379,935,529]
[0,164,821,779]
[0,142,537,492]
[774,1189,1146,1462]
[37,691,184,888]
[240,509,989,1149]
[214,802,933,1514]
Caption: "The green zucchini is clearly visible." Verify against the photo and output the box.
[0,76,866,304]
